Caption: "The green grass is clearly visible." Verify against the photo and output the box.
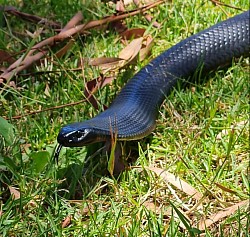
[0,0,249,236]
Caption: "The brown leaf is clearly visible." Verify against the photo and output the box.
[55,39,75,58]
[25,28,43,39]
[62,215,71,228]
[120,28,146,40]
[110,20,128,34]
[198,200,249,230]
[116,1,126,12]
[119,37,144,62]
[144,14,161,28]
[4,6,61,29]
[89,57,125,73]
[84,76,114,109]
[0,50,16,65]
[44,82,51,97]
[0,50,47,81]
[89,57,123,67]
[0,11,84,82]
[84,78,100,110]
[147,167,203,201]
[8,186,20,200]
[139,34,154,61]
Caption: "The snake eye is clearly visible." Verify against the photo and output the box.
[72,130,86,141]
[72,129,91,142]
[75,131,83,139]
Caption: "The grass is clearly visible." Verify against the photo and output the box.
[0,0,249,236]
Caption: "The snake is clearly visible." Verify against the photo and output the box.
[55,10,249,157]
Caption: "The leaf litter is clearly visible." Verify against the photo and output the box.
[138,166,248,231]
[0,0,163,83]
[1,0,158,116]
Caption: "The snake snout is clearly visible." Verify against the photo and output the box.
[57,124,101,147]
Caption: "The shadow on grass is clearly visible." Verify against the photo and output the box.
[54,137,153,199]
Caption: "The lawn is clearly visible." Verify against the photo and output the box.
[0,0,249,236]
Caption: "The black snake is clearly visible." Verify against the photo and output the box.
[55,11,249,157]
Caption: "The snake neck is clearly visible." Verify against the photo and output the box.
[58,11,250,146]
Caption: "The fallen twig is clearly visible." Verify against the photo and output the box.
[4,99,87,120]
[208,0,244,11]
[2,5,61,28]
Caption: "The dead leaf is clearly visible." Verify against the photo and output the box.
[0,50,16,65]
[110,20,128,34]
[198,200,249,230]
[8,186,20,200]
[84,75,113,109]
[147,167,203,201]
[89,57,125,73]
[120,28,146,40]
[55,39,75,58]
[44,82,51,97]
[0,50,47,81]
[84,78,100,109]
[139,34,154,61]
[4,6,61,29]
[62,215,71,228]
[116,1,126,12]
[119,37,144,62]
[79,36,152,116]
[89,57,123,67]
[144,14,161,28]
[25,28,43,39]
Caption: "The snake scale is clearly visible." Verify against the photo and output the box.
[56,11,249,155]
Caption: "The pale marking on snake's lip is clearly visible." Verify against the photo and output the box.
[64,131,77,138]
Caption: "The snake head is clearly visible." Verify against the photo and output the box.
[57,123,99,147]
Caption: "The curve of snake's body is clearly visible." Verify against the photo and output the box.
[60,11,250,142]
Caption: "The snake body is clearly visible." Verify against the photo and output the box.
[57,11,249,147]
